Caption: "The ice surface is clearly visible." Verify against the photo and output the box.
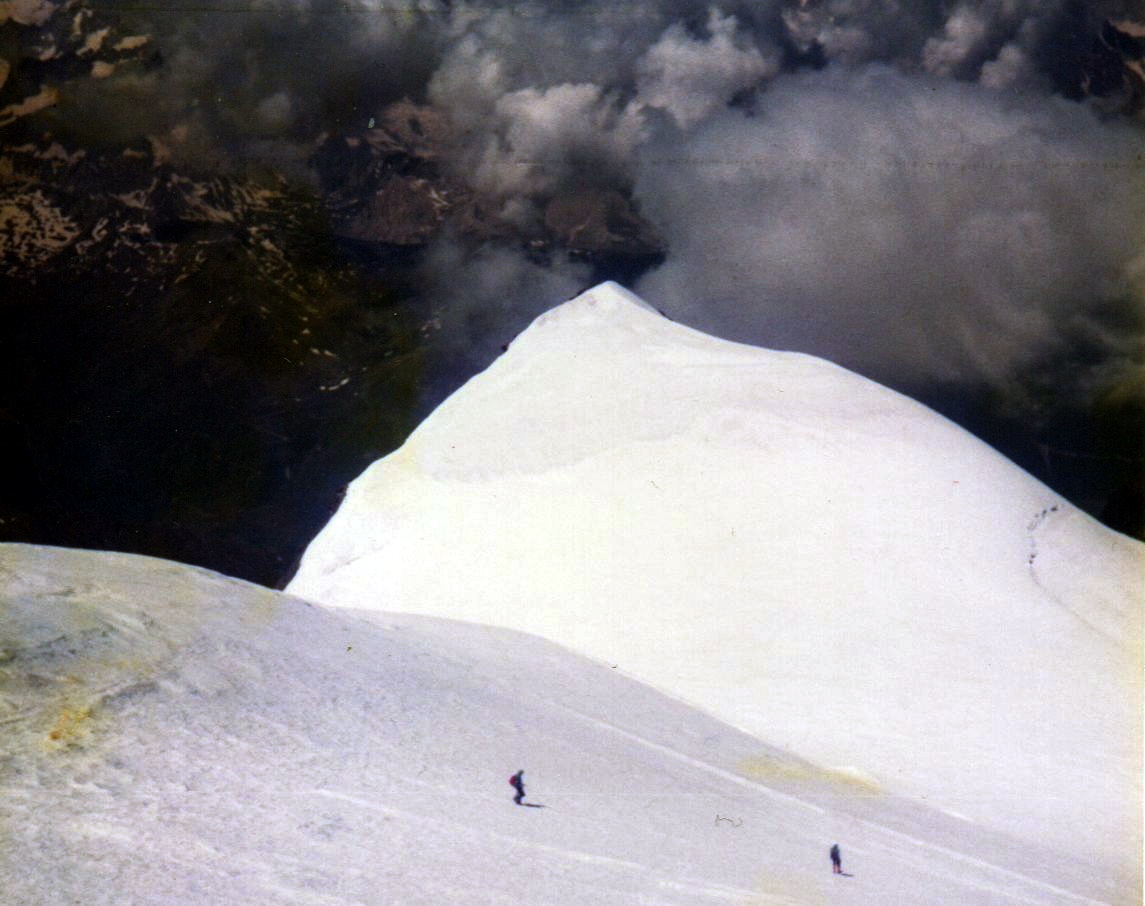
[0,544,1132,904]
[288,282,1144,882]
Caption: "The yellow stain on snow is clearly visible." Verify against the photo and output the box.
[743,867,828,906]
[43,703,96,751]
[738,754,882,798]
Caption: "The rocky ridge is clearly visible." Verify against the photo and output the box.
[310,97,664,262]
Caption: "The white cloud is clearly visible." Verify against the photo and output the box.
[636,8,780,128]
[633,65,1144,389]
[427,32,507,132]
[922,4,992,77]
[475,83,647,200]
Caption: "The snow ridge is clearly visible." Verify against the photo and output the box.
[5,543,1130,904]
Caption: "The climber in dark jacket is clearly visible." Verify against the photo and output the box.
[509,770,525,805]
[830,843,843,874]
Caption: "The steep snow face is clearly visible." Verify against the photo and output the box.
[288,282,1144,878]
[0,544,1129,905]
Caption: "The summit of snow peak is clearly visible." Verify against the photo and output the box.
[550,280,662,318]
[499,280,674,358]
[502,279,737,364]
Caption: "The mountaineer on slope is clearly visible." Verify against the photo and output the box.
[509,770,525,805]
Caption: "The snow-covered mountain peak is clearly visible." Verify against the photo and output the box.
[288,283,1143,879]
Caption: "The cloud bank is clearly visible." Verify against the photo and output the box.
[403,4,1140,431]
[633,65,1144,390]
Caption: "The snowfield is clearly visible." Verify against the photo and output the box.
[288,282,1143,888]
[0,544,1132,904]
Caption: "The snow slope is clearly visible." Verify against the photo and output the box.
[287,282,1144,882]
[0,544,1130,904]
